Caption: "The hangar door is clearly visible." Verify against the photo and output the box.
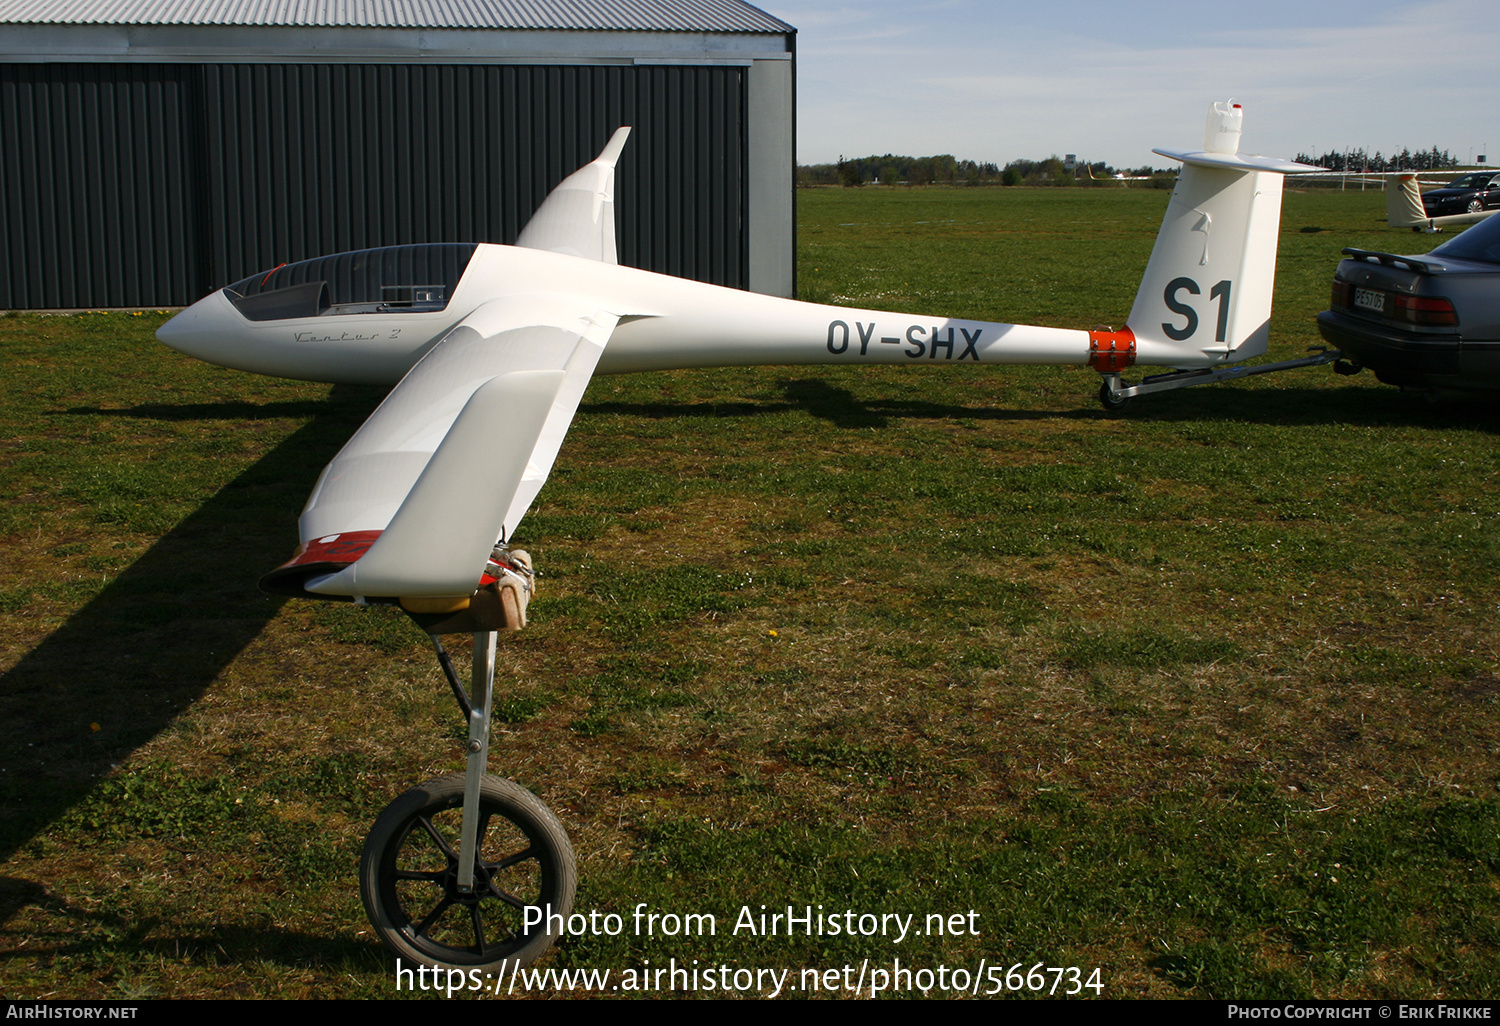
[0,62,746,309]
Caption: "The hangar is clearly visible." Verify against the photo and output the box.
[0,0,796,309]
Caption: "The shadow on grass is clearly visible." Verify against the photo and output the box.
[583,379,1064,426]
[580,375,1500,433]
[1122,380,1500,430]
[63,399,337,422]
[0,876,378,980]
[0,387,381,877]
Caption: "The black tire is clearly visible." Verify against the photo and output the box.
[360,773,576,970]
[1098,381,1132,411]
[1468,198,1485,214]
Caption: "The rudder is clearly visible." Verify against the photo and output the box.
[1386,173,1428,229]
[1125,102,1312,369]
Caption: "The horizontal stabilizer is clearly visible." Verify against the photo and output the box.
[1153,148,1319,174]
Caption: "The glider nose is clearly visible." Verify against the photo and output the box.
[156,289,241,367]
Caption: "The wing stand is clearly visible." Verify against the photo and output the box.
[356,614,577,971]
[270,333,613,971]
[417,548,539,896]
[458,630,498,896]
[418,630,506,896]
[345,536,577,969]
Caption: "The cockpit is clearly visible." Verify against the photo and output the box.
[223,243,480,322]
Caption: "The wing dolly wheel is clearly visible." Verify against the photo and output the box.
[359,628,575,972]
[360,772,577,971]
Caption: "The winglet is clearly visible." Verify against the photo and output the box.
[515,127,632,263]
[594,125,631,169]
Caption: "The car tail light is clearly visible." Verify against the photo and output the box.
[1330,279,1352,308]
[1392,294,1458,326]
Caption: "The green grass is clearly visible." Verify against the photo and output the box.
[2,188,1499,998]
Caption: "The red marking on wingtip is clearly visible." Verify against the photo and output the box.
[274,530,383,571]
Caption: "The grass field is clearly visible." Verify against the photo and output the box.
[2,185,1498,999]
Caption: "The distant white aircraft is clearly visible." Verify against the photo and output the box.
[1294,169,1497,232]
[157,101,1315,973]
[1383,171,1499,232]
[1084,165,1156,182]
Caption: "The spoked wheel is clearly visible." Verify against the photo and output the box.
[360,773,576,970]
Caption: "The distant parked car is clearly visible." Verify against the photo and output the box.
[1317,214,1500,396]
[1421,172,1500,217]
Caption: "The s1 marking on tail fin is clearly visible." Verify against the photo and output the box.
[1125,103,1318,369]
[1126,163,1284,366]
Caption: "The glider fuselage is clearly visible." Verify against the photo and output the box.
[156,243,1099,387]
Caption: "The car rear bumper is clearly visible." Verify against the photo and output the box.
[1316,310,1500,391]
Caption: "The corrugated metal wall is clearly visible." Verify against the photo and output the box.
[0,62,746,308]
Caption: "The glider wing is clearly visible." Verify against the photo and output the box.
[266,295,618,601]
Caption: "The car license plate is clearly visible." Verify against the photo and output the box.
[1354,288,1385,314]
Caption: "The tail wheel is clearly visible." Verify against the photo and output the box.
[360,773,576,971]
[1098,381,1132,411]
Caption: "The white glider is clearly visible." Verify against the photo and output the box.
[155,101,1316,973]
[1293,169,1498,233]
[159,101,1315,612]
[1384,171,1499,232]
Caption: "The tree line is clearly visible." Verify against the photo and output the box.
[799,153,1176,188]
[1293,147,1462,172]
[800,145,1469,187]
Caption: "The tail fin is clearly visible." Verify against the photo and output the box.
[1124,102,1314,368]
[1385,171,1497,232]
[514,127,631,263]
[1386,173,1430,229]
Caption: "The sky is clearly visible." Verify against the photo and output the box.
[756,0,1498,170]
